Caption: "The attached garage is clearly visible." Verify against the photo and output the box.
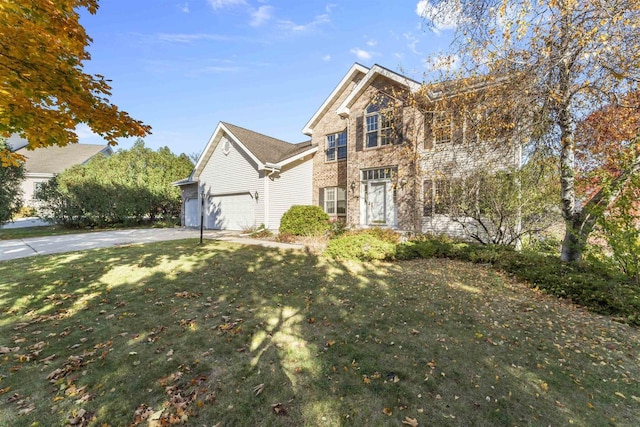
[207,193,255,230]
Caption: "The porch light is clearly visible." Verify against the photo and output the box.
[350,180,356,192]
[254,191,259,201]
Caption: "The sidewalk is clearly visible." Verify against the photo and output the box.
[0,228,303,262]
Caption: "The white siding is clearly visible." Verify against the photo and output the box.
[267,156,313,230]
[198,135,262,230]
[22,176,52,207]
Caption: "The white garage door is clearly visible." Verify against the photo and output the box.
[184,198,200,228]
[207,194,254,230]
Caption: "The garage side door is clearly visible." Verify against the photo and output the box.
[184,198,200,228]
[207,194,254,230]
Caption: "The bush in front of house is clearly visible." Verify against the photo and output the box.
[325,231,640,326]
[324,229,398,261]
[279,205,330,236]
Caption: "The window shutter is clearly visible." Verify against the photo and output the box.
[423,179,433,216]
[319,188,325,211]
[355,116,364,152]
[453,110,464,144]
[393,107,403,145]
[424,112,433,150]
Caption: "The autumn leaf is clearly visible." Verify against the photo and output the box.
[383,407,393,416]
[402,416,419,426]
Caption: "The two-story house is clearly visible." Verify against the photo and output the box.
[179,63,520,235]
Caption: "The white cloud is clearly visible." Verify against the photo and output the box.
[278,14,330,32]
[350,48,372,61]
[404,32,421,55]
[423,52,460,71]
[325,3,337,13]
[366,39,377,47]
[178,2,189,13]
[322,54,332,61]
[416,0,459,32]
[208,0,246,10]
[250,5,273,26]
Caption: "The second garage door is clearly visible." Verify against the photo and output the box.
[207,193,255,230]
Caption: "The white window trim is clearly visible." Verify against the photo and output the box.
[323,187,347,216]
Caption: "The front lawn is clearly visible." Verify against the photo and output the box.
[0,240,638,426]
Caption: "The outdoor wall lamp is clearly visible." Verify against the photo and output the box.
[254,191,259,201]
[350,180,356,192]
[400,177,408,187]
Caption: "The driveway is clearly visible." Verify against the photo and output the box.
[0,228,302,262]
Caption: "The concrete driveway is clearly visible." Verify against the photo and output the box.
[0,228,303,262]
[0,228,211,261]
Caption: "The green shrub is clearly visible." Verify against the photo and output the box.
[324,233,396,261]
[355,227,401,244]
[279,205,330,236]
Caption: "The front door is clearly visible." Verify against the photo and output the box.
[368,182,387,224]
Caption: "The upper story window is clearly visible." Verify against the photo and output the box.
[365,96,395,148]
[432,111,452,145]
[326,130,347,162]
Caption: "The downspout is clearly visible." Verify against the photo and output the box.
[263,163,281,230]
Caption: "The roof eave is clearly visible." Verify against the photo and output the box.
[302,63,370,136]
[336,64,424,116]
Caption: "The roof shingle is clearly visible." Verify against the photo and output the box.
[222,122,313,164]
[16,144,112,174]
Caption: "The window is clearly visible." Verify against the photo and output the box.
[361,167,396,181]
[423,178,452,216]
[323,187,346,215]
[365,97,395,148]
[431,111,452,145]
[326,130,347,161]
[423,177,471,216]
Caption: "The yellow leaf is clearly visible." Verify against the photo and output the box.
[540,382,549,392]
[587,402,594,409]
[383,407,393,416]
[614,392,626,399]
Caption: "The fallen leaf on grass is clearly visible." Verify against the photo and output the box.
[383,407,392,416]
[614,392,626,399]
[540,382,549,392]
[272,402,288,416]
[402,417,419,426]
[253,383,264,396]
[17,403,35,415]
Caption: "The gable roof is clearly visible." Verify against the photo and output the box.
[302,63,370,136]
[16,144,113,175]
[336,64,424,117]
[192,122,317,179]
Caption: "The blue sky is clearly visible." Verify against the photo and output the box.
[78,0,455,157]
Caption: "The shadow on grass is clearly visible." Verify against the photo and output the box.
[0,240,638,426]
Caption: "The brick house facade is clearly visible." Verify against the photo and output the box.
[180,63,520,236]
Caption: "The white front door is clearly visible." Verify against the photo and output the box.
[368,182,387,225]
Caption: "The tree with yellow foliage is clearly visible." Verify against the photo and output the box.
[421,0,640,261]
[0,0,151,166]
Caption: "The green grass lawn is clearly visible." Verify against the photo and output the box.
[0,240,638,426]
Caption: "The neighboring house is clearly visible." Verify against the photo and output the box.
[14,143,113,206]
[180,63,520,235]
[175,122,316,230]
